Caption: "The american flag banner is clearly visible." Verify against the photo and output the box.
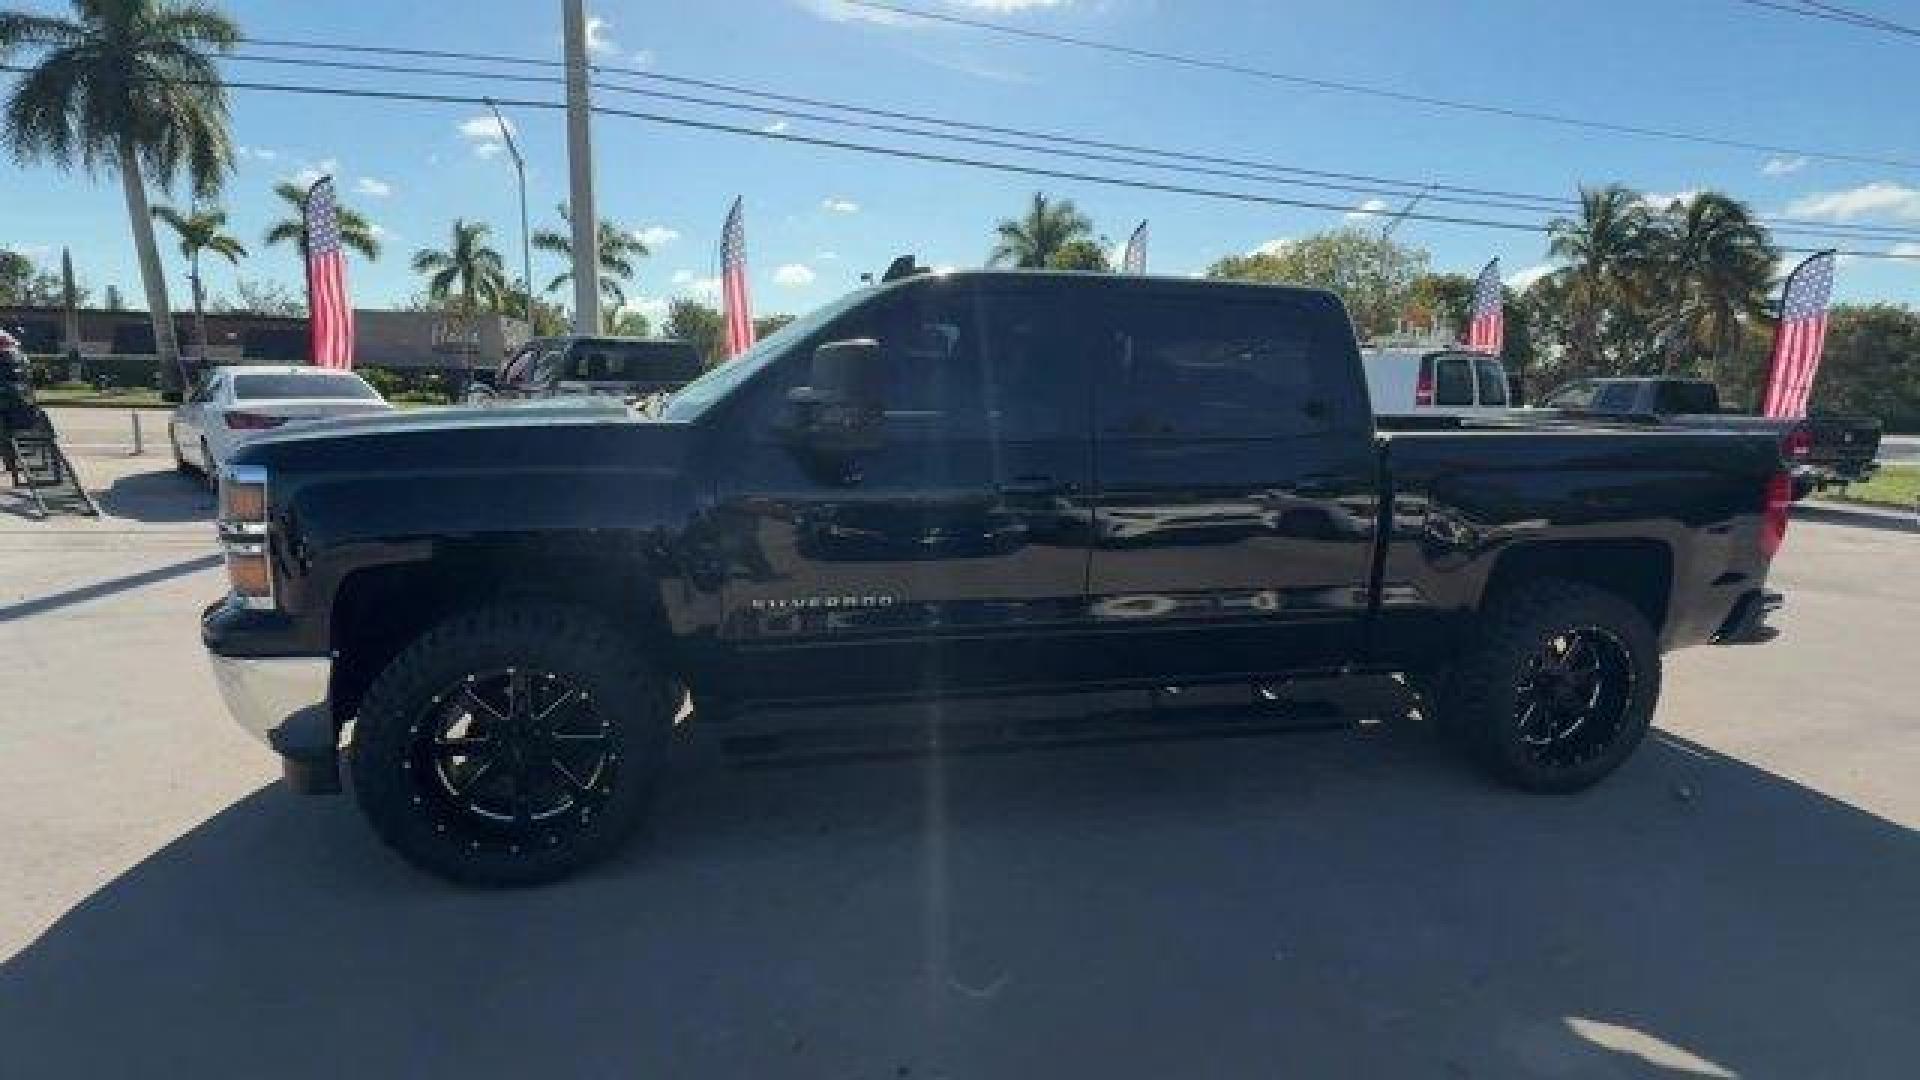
[1121,220,1148,274]
[1761,250,1836,419]
[305,177,355,370]
[1463,258,1503,355]
[721,197,755,359]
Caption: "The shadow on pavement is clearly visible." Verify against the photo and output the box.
[2,717,1914,1077]
[1794,502,1915,535]
[95,466,213,524]
[0,552,222,624]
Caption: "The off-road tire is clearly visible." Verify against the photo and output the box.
[1440,578,1661,792]
[349,603,674,885]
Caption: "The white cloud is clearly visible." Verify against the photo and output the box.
[236,145,279,162]
[1890,242,1920,259]
[774,263,817,286]
[355,176,393,198]
[585,15,617,55]
[1344,198,1392,222]
[1506,262,1555,291]
[669,270,722,299]
[627,296,671,324]
[1762,155,1808,177]
[763,120,790,135]
[816,250,839,260]
[1784,182,1920,222]
[289,158,341,188]
[629,48,655,67]
[821,197,860,214]
[1251,238,1292,256]
[1638,189,1701,212]
[633,225,679,247]
[458,114,517,159]
[799,0,921,26]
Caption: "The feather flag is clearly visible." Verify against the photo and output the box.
[721,197,756,359]
[1121,220,1148,274]
[1760,251,1836,419]
[304,177,356,370]
[1463,258,1503,355]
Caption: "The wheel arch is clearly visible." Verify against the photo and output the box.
[327,540,676,733]
[1483,538,1675,635]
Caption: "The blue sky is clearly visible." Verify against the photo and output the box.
[6,0,1920,323]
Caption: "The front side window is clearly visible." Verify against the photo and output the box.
[1544,381,1598,409]
[1593,383,1640,411]
[1095,296,1328,439]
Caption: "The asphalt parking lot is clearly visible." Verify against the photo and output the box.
[2,410,1917,1078]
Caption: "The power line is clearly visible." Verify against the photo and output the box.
[840,0,1920,172]
[1729,0,1920,38]
[222,47,1920,243]
[3,60,1916,261]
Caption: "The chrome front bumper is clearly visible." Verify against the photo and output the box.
[209,653,330,745]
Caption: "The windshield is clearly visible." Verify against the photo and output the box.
[232,371,381,400]
[661,288,876,421]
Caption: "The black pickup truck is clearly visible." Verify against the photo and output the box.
[204,272,1791,884]
[1539,376,1882,492]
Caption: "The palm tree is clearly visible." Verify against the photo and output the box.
[1547,185,1656,371]
[262,180,382,261]
[151,203,244,365]
[532,202,647,330]
[411,219,507,315]
[2,0,240,388]
[1649,192,1778,382]
[990,192,1094,268]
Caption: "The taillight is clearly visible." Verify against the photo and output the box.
[1784,427,1812,459]
[1760,471,1792,559]
[225,411,288,431]
[1415,362,1435,407]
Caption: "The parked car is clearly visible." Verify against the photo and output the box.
[466,335,702,406]
[1537,377,1881,492]
[168,366,390,482]
[1363,346,1514,416]
[204,272,1790,884]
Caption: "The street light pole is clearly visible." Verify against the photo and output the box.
[561,0,601,334]
[487,97,534,329]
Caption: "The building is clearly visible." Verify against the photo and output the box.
[0,305,530,378]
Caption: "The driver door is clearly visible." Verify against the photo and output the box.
[709,281,1100,704]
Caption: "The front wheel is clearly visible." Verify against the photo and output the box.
[349,604,673,885]
[1440,579,1660,792]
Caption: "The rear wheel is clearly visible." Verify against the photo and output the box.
[1440,579,1660,792]
[349,603,673,885]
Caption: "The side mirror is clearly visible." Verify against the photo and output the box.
[785,338,886,457]
[161,390,184,405]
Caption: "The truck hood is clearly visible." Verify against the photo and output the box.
[231,397,691,476]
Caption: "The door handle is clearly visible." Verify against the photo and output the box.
[999,476,1075,498]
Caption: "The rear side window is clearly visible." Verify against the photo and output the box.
[1473,357,1509,406]
[1653,381,1719,413]
[565,342,702,383]
[1431,355,1474,407]
[1095,296,1337,438]
[232,372,378,400]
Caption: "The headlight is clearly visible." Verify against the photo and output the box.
[218,465,273,609]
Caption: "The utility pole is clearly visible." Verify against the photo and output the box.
[487,98,534,330]
[561,0,601,334]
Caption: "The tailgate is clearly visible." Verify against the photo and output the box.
[1804,417,1882,464]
